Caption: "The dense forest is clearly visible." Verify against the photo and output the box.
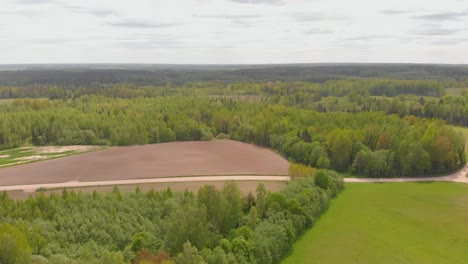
[1,64,468,86]
[0,78,466,126]
[0,170,343,264]
[0,95,465,177]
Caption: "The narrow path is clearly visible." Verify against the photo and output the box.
[0,175,290,192]
[1,165,466,193]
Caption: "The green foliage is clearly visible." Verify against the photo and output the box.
[99,250,125,264]
[288,163,317,180]
[164,204,212,255]
[314,171,330,190]
[176,242,205,264]
[0,222,32,264]
[0,173,343,264]
[0,94,464,176]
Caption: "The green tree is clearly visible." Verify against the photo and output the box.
[198,185,222,233]
[256,184,266,219]
[326,130,353,171]
[99,250,125,264]
[164,204,212,255]
[0,223,32,264]
[407,142,431,176]
[176,241,205,264]
[219,182,244,234]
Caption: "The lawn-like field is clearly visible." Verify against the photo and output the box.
[283,183,468,264]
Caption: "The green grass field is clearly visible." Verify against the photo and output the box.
[283,183,468,264]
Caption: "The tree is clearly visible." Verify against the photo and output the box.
[0,223,32,264]
[164,204,212,255]
[256,184,267,219]
[198,185,222,232]
[316,156,330,169]
[326,130,353,171]
[219,182,244,235]
[376,132,391,150]
[100,250,125,264]
[407,142,431,176]
[176,241,205,264]
[314,171,330,190]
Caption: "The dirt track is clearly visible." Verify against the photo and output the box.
[344,164,468,183]
[1,166,466,193]
[0,140,289,186]
[0,175,290,192]
[0,140,466,193]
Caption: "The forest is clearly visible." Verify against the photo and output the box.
[0,78,466,126]
[0,94,465,177]
[1,64,468,86]
[0,170,343,263]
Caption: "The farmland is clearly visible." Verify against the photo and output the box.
[0,145,102,168]
[283,183,468,264]
[0,140,289,186]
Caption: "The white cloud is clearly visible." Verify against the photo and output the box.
[1,0,467,64]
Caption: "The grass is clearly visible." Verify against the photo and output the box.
[0,146,104,168]
[283,183,468,264]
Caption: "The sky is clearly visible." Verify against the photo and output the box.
[1,0,468,64]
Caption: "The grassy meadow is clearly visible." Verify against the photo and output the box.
[283,183,468,264]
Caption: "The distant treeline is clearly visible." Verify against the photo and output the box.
[0,172,343,264]
[0,79,466,125]
[0,79,452,99]
[0,96,464,177]
[0,64,468,86]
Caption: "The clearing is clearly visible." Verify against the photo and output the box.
[0,145,102,168]
[445,87,467,96]
[0,140,289,186]
[283,182,468,264]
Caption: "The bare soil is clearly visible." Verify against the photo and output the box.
[14,155,47,161]
[36,145,96,154]
[0,140,289,186]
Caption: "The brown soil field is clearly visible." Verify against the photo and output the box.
[0,140,289,186]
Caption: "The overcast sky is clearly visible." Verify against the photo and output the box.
[1,0,468,64]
